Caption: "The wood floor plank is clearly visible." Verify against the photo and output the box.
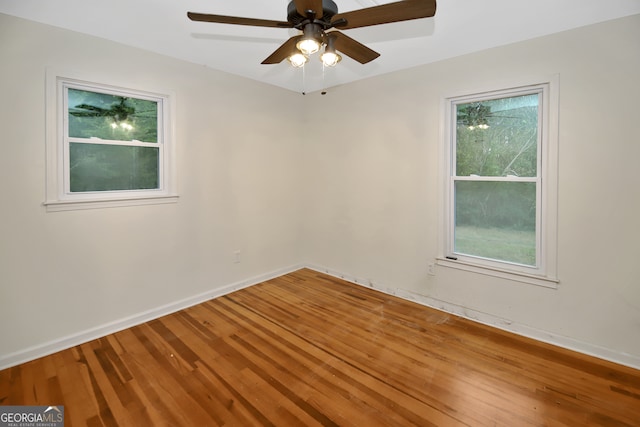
[1,268,639,426]
[222,288,459,425]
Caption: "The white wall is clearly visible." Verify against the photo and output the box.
[1,12,639,369]
[301,14,640,367]
[0,14,305,366]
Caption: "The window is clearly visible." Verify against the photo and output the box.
[440,79,558,287]
[45,73,177,211]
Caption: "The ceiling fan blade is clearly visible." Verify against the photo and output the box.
[331,0,436,30]
[331,31,380,64]
[293,0,324,18]
[187,12,293,28]
[262,36,303,64]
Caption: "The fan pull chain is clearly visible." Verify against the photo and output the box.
[301,62,307,95]
[322,63,326,93]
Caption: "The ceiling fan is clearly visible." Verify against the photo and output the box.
[187,0,437,68]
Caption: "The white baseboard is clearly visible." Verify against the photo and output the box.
[0,264,304,371]
[304,263,640,371]
[3,262,639,372]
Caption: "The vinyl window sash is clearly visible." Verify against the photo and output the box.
[62,139,165,197]
[61,83,165,199]
[444,85,547,278]
[447,177,543,270]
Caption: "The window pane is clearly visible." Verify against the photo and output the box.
[454,181,536,266]
[68,88,158,143]
[69,143,159,192]
[456,94,538,177]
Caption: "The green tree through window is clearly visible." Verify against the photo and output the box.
[67,88,160,192]
[452,93,540,266]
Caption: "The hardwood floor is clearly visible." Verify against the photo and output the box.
[1,268,639,426]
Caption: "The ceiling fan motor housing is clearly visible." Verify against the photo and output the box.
[287,0,338,26]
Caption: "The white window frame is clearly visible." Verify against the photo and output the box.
[44,70,178,211]
[439,76,559,288]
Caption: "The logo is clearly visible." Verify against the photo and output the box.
[0,406,64,427]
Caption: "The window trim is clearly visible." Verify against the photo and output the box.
[44,69,178,212]
[438,76,559,288]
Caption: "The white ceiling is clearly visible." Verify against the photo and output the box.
[1,0,639,93]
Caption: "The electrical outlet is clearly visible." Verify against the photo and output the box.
[428,263,436,276]
[233,250,241,263]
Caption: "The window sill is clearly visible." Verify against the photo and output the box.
[43,194,179,212]
[435,257,559,289]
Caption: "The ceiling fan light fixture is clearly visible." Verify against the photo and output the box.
[320,34,341,67]
[320,50,341,67]
[296,23,323,55]
[288,52,308,68]
[297,38,320,55]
